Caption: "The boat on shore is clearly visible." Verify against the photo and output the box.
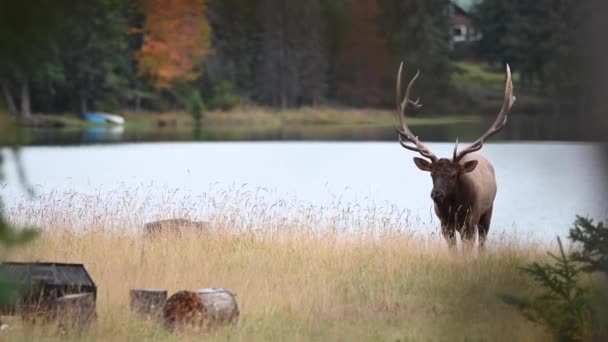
[84,112,125,125]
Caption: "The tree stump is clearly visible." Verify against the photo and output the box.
[130,289,167,319]
[54,293,96,329]
[162,290,207,331]
[162,289,239,332]
[196,288,239,325]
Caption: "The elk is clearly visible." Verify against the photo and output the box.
[394,61,515,250]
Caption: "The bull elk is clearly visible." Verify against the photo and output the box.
[394,62,515,250]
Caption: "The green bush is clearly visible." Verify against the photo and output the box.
[501,237,591,341]
[569,216,608,275]
[210,81,240,111]
[502,217,608,341]
[189,90,206,125]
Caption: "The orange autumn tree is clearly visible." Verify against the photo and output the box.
[133,0,210,89]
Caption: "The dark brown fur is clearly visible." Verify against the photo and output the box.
[162,291,208,331]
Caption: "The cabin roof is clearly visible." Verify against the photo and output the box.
[452,0,478,13]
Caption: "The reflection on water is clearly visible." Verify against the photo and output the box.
[2,142,607,240]
[19,113,607,146]
[82,126,125,143]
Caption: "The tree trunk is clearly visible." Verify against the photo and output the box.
[281,91,288,109]
[1,78,18,117]
[134,83,142,112]
[135,93,141,112]
[20,78,31,120]
[80,93,88,116]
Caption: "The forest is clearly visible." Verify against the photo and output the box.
[0,0,606,136]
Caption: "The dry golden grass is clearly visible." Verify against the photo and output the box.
[2,188,552,341]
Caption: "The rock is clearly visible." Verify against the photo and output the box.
[143,219,209,238]
[130,289,167,319]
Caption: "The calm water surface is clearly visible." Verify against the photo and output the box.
[2,142,607,240]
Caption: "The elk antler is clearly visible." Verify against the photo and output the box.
[453,64,516,162]
[394,61,438,162]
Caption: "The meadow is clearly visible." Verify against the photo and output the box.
[0,188,555,341]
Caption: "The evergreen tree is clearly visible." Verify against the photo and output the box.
[379,0,452,110]
[255,0,328,108]
[0,1,66,120]
[472,0,514,67]
[57,0,132,115]
[206,0,261,100]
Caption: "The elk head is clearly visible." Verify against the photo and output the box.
[394,62,515,204]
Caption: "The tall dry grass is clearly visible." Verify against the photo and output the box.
[2,188,552,341]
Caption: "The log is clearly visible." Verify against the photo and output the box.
[196,288,239,325]
[130,289,167,318]
[144,219,210,238]
[54,293,96,329]
[162,290,207,331]
[162,288,239,332]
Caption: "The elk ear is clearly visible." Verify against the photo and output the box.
[413,157,432,172]
[462,160,478,173]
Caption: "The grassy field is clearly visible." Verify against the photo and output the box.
[1,189,554,341]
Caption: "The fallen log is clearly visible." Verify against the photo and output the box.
[162,288,239,332]
[196,288,239,325]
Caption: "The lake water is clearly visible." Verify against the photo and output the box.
[2,141,607,241]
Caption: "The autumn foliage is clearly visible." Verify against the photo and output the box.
[133,0,210,89]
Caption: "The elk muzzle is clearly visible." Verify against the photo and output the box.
[431,189,445,203]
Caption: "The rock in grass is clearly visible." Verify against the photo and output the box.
[130,289,167,319]
[143,219,209,238]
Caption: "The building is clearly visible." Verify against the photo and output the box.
[448,0,481,58]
